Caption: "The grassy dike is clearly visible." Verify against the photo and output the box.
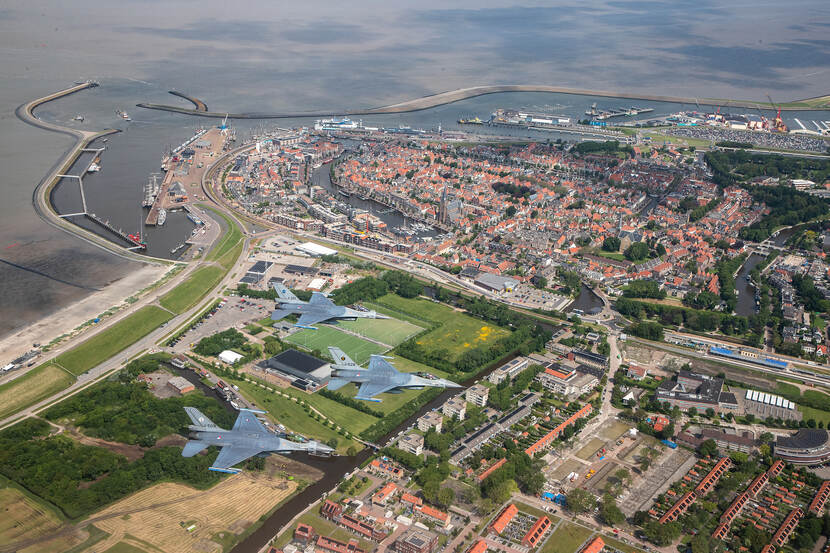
[1,206,245,423]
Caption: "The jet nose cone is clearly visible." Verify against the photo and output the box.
[373,312,390,319]
[440,379,463,388]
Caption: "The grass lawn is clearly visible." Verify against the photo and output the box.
[55,305,173,376]
[515,501,555,520]
[375,294,510,362]
[594,250,626,262]
[203,205,243,265]
[273,511,373,551]
[279,387,379,434]
[232,378,361,453]
[336,316,423,347]
[159,265,225,314]
[0,364,75,420]
[541,521,595,553]
[285,325,386,364]
[799,405,830,426]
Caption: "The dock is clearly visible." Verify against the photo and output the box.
[84,213,145,250]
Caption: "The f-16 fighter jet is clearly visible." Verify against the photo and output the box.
[270,282,388,329]
[327,347,462,402]
[182,407,333,473]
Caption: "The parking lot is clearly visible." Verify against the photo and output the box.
[170,296,272,353]
[502,284,572,311]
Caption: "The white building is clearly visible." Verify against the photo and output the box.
[295,241,337,257]
[219,350,244,364]
[536,365,597,398]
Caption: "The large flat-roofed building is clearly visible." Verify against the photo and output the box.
[284,264,319,276]
[260,349,331,386]
[701,428,757,454]
[655,370,730,413]
[568,349,608,372]
[394,530,438,553]
[489,357,529,384]
[536,364,597,398]
[475,273,518,293]
[774,429,830,464]
[296,241,337,257]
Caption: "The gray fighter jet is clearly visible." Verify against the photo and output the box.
[182,407,333,473]
[327,347,462,402]
[270,283,389,329]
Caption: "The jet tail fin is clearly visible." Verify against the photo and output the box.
[273,283,299,302]
[184,407,219,430]
[327,377,351,391]
[328,346,357,367]
[182,440,210,457]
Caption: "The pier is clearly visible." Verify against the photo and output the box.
[83,213,145,250]
[16,82,170,262]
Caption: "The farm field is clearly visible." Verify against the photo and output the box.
[159,265,225,314]
[540,521,595,553]
[285,325,386,364]
[90,472,297,553]
[374,294,510,361]
[0,364,75,420]
[336,316,422,347]
[233,378,361,453]
[0,485,64,550]
[55,305,173,376]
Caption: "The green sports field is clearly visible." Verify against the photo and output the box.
[284,325,386,364]
[336,316,423,347]
[373,294,510,361]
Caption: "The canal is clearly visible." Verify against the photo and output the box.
[568,284,604,314]
[735,253,764,317]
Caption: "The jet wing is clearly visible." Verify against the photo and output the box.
[309,292,335,308]
[232,410,267,433]
[355,381,397,401]
[367,355,398,376]
[211,445,261,471]
[273,283,299,302]
[296,312,330,327]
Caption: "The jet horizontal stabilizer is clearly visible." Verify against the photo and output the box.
[182,440,210,457]
[271,309,293,321]
[328,377,351,391]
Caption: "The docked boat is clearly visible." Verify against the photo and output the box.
[157,208,167,226]
[87,162,100,172]
[338,189,351,198]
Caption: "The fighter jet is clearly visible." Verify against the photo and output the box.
[182,407,333,473]
[270,283,389,329]
[327,347,462,402]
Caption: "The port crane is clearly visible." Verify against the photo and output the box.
[766,94,788,133]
